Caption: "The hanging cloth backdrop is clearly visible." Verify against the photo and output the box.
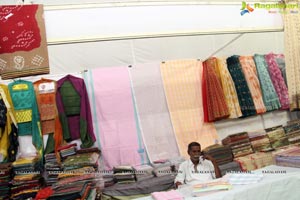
[202,57,229,122]
[226,56,256,117]
[283,5,300,110]
[85,67,147,170]
[216,58,242,118]
[239,56,266,114]
[129,63,180,163]
[265,53,289,110]
[253,54,281,111]
[160,60,218,157]
[0,4,49,79]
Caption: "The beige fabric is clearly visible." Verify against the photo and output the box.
[160,59,218,157]
[216,58,242,118]
[283,2,300,110]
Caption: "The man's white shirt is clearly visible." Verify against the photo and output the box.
[175,157,216,185]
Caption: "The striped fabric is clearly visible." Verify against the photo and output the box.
[202,58,229,122]
[239,56,266,114]
[226,56,256,117]
[129,63,180,163]
[253,54,281,111]
[265,53,290,110]
[216,58,242,118]
[160,60,218,157]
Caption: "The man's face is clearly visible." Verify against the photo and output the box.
[188,146,201,162]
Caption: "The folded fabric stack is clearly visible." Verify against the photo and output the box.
[249,152,274,169]
[151,189,183,200]
[113,166,136,184]
[133,164,154,182]
[48,181,94,200]
[192,180,232,197]
[151,161,172,177]
[218,161,241,176]
[283,122,300,144]
[103,170,115,188]
[234,155,257,171]
[11,157,42,200]
[222,132,253,158]
[44,153,62,186]
[203,144,233,165]
[266,126,289,149]
[58,143,77,160]
[248,130,273,152]
[274,146,300,168]
[224,173,263,185]
[62,151,100,171]
[48,147,102,199]
[0,163,12,200]
[234,151,274,172]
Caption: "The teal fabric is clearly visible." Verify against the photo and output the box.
[254,54,281,111]
[8,80,44,163]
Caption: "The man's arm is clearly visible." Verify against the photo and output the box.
[203,154,221,178]
[174,162,186,188]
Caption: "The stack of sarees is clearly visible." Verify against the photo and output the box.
[248,130,273,152]
[283,121,300,144]
[222,132,253,158]
[266,126,289,149]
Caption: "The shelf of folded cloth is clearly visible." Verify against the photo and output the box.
[203,144,234,166]
[41,147,103,200]
[266,126,290,149]
[273,145,300,168]
[0,163,12,200]
[283,122,300,145]
[218,161,241,176]
[234,151,275,172]
[222,132,254,158]
[10,156,43,200]
[102,174,175,199]
[248,130,273,152]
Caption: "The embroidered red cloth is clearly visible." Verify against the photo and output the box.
[0,5,41,53]
[0,4,49,80]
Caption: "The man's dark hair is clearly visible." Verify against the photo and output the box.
[187,142,201,153]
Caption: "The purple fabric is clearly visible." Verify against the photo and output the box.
[56,75,96,147]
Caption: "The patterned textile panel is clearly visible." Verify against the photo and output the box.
[0,5,49,79]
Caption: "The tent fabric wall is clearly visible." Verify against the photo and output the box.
[1,2,296,162]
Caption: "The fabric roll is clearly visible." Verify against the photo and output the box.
[226,56,256,117]
[202,58,229,122]
[129,63,180,163]
[84,67,147,170]
[265,53,290,110]
[160,59,218,157]
[253,54,281,111]
[239,56,266,114]
[216,58,242,118]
